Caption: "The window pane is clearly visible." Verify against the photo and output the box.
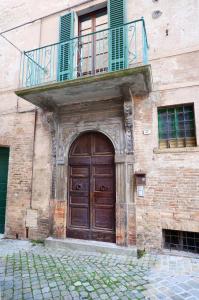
[159,131,167,139]
[96,12,108,26]
[176,106,183,113]
[158,104,196,149]
[167,120,175,131]
[168,130,176,139]
[185,129,195,137]
[184,111,194,121]
[80,18,92,31]
[184,121,195,131]
[184,105,193,112]
[177,112,184,121]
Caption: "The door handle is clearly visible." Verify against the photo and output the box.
[75,184,82,190]
[100,185,108,191]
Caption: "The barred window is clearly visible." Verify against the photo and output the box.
[158,104,196,148]
[163,229,199,254]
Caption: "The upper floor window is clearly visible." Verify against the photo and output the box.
[79,8,108,35]
[78,8,108,76]
[158,104,196,148]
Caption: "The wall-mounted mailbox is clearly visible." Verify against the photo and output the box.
[135,172,146,198]
[135,173,146,186]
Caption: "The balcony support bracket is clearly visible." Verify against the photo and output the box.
[121,86,134,154]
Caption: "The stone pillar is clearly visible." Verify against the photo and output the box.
[44,111,67,239]
[115,86,136,247]
[115,154,135,246]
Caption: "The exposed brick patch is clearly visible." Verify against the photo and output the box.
[50,200,66,239]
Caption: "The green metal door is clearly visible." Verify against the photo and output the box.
[0,148,9,233]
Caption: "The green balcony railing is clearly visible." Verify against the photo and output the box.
[20,18,149,88]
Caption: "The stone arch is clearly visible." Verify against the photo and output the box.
[63,127,120,164]
[68,129,115,155]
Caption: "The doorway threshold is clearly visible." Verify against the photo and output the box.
[45,237,137,257]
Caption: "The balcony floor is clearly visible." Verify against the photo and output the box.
[15,65,152,110]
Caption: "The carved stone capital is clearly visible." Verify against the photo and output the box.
[46,112,57,135]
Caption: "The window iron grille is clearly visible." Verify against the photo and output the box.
[163,229,199,254]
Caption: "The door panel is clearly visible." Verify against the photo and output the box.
[67,132,115,243]
[69,164,90,229]
[69,157,91,165]
[71,177,89,192]
[71,134,92,156]
[70,196,88,205]
[93,134,113,154]
[94,208,115,229]
[94,196,114,205]
[91,156,114,165]
[94,166,114,175]
[94,177,114,192]
[70,166,89,176]
[70,207,89,227]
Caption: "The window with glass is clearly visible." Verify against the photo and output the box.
[158,104,196,148]
[78,8,108,76]
[163,229,199,254]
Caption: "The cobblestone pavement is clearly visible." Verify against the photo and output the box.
[143,253,199,300]
[0,239,199,300]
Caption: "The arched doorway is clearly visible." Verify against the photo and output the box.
[67,132,116,243]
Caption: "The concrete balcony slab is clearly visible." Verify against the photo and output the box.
[15,65,152,111]
[45,237,137,257]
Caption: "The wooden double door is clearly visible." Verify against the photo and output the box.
[67,132,116,243]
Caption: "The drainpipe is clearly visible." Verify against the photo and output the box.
[25,108,37,239]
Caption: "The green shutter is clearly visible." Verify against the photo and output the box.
[108,0,127,71]
[58,12,75,81]
[0,148,9,233]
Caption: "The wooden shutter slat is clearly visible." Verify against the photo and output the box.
[108,0,127,72]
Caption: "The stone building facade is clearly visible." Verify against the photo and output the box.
[0,0,199,251]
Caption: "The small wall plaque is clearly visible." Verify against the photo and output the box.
[143,129,151,135]
[137,186,145,197]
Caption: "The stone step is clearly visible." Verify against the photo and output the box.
[45,237,137,257]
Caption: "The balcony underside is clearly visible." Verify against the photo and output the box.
[15,65,152,111]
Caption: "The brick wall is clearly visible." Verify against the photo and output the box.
[133,90,199,250]
[0,0,199,248]
[1,111,35,239]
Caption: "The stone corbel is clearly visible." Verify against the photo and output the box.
[43,111,58,157]
[42,110,57,135]
[121,86,134,154]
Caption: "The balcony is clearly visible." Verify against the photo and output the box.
[16,18,152,110]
